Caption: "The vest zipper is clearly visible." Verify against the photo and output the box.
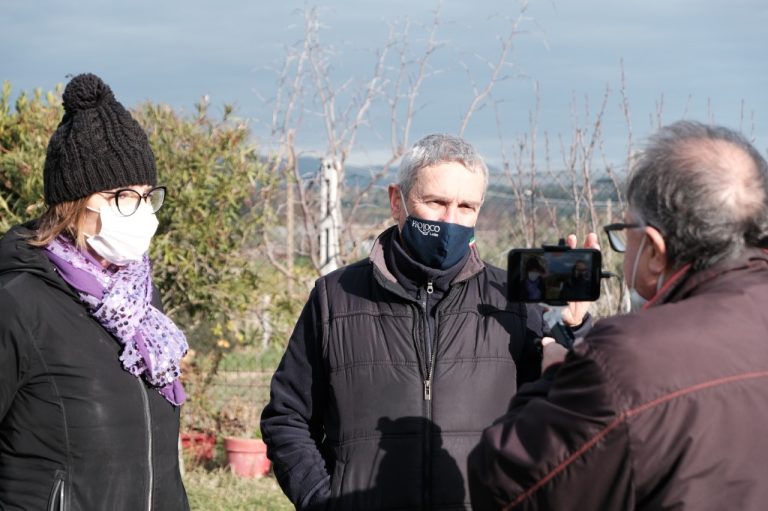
[423,280,434,401]
[138,380,154,511]
[423,279,436,511]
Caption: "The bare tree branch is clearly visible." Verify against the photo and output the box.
[459,0,529,136]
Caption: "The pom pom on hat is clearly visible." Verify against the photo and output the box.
[61,73,116,112]
[43,73,157,205]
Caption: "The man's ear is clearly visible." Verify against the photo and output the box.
[645,226,668,276]
[388,184,402,224]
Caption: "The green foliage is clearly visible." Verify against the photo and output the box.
[219,344,286,373]
[0,81,62,231]
[133,99,273,331]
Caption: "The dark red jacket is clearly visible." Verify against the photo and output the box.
[469,250,768,510]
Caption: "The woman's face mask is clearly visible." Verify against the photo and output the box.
[86,202,159,266]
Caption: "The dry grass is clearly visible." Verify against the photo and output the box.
[184,464,292,511]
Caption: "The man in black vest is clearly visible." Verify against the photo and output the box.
[261,133,595,510]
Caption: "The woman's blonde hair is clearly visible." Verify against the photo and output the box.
[29,198,91,249]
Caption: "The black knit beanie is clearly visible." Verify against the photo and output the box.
[43,73,157,205]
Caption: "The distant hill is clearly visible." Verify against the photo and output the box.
[295,156,397,189]
[293,156,622,203]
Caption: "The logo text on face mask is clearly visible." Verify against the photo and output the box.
[411,219,440,236]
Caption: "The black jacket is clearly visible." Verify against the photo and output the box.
[262,227,569,510]
[0,224,189,511]
[469,250,768,510]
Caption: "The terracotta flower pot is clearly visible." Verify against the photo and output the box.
[180,431,217,462]
[224,437,271,478]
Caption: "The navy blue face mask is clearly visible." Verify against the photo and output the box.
[399,191,476,270]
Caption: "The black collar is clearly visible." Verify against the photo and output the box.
[384,229,468,296]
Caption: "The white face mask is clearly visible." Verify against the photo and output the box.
[527,272,541,281]
[86,202,159,266]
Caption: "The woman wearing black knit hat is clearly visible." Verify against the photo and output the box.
[0,74,189,510]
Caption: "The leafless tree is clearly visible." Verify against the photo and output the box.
[259,1,535,282]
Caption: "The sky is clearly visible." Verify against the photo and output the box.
[4,0,767,169]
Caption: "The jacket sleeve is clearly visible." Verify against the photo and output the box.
[260,285,331,510]
[0,290,30,421]
[468,344,634,510]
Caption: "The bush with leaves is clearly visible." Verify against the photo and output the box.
[133,99,273,334]
[0,81,61,231]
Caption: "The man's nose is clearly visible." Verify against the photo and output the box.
[439,205,457,223]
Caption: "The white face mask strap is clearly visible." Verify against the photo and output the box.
[630,234,647,291]
[84,205,102,238]
[399,188,410,217]
[86,203,120,217]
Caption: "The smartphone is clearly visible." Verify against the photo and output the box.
[507,247,602,305]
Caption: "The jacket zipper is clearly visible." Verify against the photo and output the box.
[48,471,66,511]
[138,380,154,511]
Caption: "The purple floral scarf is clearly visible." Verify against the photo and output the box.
[45,236,187,405]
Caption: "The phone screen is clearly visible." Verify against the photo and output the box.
[507,248,601,304]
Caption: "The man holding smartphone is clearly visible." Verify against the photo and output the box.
[261,133,596,510]
[469,121,768,510]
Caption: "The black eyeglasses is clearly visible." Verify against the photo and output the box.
[98,186,166,217]
[603,222,642,253]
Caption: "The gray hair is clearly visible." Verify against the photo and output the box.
[397,133,489,200]
[627,120,768,270]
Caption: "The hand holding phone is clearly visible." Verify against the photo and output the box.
[560,233,601,328]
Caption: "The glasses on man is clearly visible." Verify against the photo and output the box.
[603,223,641,253]
[98,186,166,217]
